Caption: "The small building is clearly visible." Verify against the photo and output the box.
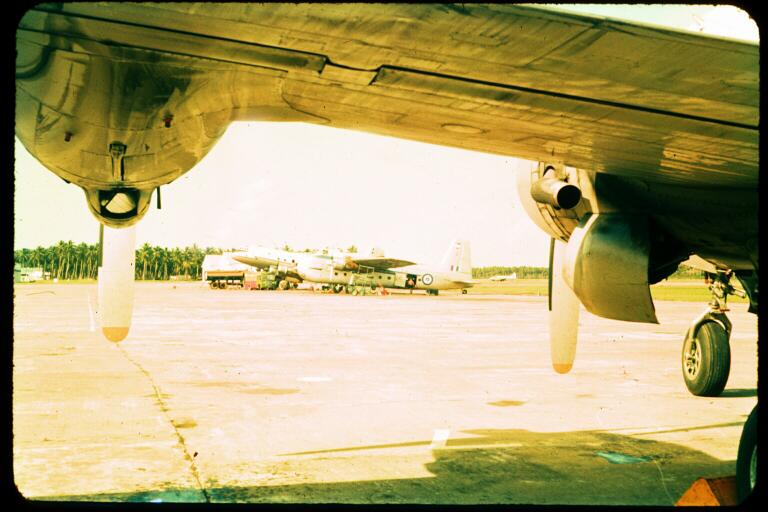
[14,264,45,283]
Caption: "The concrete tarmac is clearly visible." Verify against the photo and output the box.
[13,282,758,504]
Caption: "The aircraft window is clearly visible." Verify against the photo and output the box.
[334,272,338,276]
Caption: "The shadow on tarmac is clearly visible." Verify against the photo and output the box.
[26,427,739,505]
[718,388,757,398]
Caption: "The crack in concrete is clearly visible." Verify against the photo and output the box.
[116,344,210,503]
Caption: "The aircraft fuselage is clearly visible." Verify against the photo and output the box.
[233,248,472,292]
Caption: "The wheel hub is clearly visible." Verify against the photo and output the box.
[684,340,701,378]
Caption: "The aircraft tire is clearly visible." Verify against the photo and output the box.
[681,321,730,396]
[736,404,758,503]
[278,280,288,290]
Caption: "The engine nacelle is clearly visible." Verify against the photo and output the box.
[516,161,592,242]
[517,162,659,323]
[563,212,657,323]
[84,188,155,228]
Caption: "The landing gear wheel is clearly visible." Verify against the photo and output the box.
[462,289,468,294]
[278,280,288,290]
[736,404,758,503]
[682,321,730,396]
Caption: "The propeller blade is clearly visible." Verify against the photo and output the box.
[549,238,580,373]
[97,224,136,342]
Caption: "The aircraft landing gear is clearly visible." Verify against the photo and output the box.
[682,312,731,396]
[736,404,758,502]
[680,269,757,502]
[681,270,745,397]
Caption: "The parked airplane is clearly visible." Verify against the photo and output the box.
[489,274,517,282]
[231,240,474,295]
[15,4,758,498]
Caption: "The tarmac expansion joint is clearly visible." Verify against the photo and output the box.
[116,343,211,503]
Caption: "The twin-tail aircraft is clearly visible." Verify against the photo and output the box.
[15,3,758,499]
[231,240,474,295]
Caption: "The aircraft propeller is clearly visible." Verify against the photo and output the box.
[548,237,580,373]
[97,224,136,342]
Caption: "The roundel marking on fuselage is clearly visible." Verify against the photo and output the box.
[422,273,434,286]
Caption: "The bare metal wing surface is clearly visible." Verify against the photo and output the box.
[16,2,757,218]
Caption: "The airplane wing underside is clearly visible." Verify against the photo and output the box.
[351,258,418,270]
[17,3,758,189]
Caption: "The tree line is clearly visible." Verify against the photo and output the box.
[471,265,704,280]
[14,242,227,281]
[15,242,706,281]
[472,266,549,279]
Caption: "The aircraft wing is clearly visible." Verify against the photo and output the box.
[349,257,417,270]
[231,255,272,270]
[14,4,759,339]
[16,3,758,202]
[232,255,303,281]
[448,278,477,287]
[679,255,721,274]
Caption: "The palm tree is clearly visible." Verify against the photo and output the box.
[75,242,88,279]
[136,243,150,280]
[170,247,181,278]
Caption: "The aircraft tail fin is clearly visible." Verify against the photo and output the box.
[440,239,471,275]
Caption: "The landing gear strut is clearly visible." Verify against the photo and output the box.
[681,269,757,502]
[681,270,745,397]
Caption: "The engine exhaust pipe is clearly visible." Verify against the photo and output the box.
[531,175,582,210]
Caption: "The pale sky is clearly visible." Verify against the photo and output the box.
[12,5,758,267]
[13,128,547,267]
